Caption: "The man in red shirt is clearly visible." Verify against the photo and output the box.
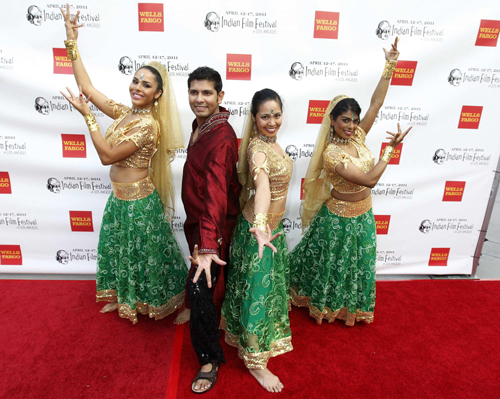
[181,66,241,393]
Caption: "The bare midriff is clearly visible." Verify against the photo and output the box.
[330,186,370,203]
[109,164,148,183]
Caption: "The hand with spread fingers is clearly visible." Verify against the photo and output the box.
[386,123,412,147]
[249,224,281,260]
[59,3,84,41]
[190,245,227,289]
[383,37,400,61]
[60,85,92,116]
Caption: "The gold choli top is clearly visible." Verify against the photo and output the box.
[104,101,159,169]
[323,127,375,194]
[247,137,293,201]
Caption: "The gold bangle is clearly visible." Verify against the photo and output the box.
[64,39,80,61]
[252,213,268,233]
[382,60,397,80]
[381,145,394,163]
[84,113,99,133]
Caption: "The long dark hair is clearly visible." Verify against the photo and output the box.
[330,98,361,120]
[251,88,283,117]
[139,65,163,96]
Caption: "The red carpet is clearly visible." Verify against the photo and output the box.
[0,280,177,399]
[173,281,500,399]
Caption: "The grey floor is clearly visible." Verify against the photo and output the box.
[2,195,499,282]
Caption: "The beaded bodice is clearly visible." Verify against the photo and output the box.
[104,102,158,169]
[323,127,375,194]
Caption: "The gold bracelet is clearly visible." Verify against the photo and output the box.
[381,145,395,163]
[382,60,397,80]
[84,113,99,133]
[252,213,268,233]
[64,39,80,61]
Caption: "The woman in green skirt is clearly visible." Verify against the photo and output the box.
[60,7,188,324]
[221,89,293,393]
[290,38,411,326]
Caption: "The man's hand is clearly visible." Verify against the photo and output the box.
[190,245,226,289]
[249,224,282,260]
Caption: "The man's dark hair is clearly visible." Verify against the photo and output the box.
[187,66,223,94]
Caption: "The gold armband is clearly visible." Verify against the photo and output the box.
[382,60,397,80]
[380,145,395,163]
[84,113,99,133]
[64,40,80,61]
[252,213,268,233]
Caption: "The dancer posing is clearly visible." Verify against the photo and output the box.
[221,89,293,393]
[182,67,241,393]
[290,38,411,325]
[59,5,187,324]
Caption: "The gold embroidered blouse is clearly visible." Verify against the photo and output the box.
[104,101,158,169]
[323,127,375,194]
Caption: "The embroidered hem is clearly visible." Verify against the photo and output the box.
[290,288,374,326]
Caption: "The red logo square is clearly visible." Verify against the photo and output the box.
[475,20,500,47]
[313,11,339,39]
[0,171,12,194]
[458,106,483,129]
[138,3,164,32]
[380,143,403,165]
[390,61,418,86]
[307,100,330,124]
[226,54,252,81]
[429,248,450,266]
[443,181,466,202]
[374,215,391,235]
[53,48,73,75]
[0,245,22,265]
[69,211,94,232]
[61,134,86,158]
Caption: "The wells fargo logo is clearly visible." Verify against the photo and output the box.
[428,247,450,266]
[443,181,466,202]
[306,100,329,124]
[226,54,252,81]
[475,20,500,47]
[458,106,483,129]
[380,143,403,165]
[313,11,339,39]
[138,3,164,32]
[390,61,418,86]
[0,172,12,194]
[61,134,86,158]
[53,48,73,74]
[69,211,94,232]
[0,245,22,265]
[374,215,391,235]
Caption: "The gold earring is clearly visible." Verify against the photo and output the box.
[253,123,257,134]
[154,100,158,112]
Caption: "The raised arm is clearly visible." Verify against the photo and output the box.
[60,4,115,119]
[359,37,400,134]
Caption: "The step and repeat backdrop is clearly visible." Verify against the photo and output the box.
[1,1,499,275]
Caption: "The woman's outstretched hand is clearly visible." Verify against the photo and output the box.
[383,37,400,61]
[386,123,412,147]
[59,3,83,41]
[60,85,92,116]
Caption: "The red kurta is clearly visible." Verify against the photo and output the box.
[181,107,241,261]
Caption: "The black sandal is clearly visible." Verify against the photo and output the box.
[191,362,220,394]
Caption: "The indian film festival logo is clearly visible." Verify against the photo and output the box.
[223,100,250,119]
[26,4,100,28]
[432,148,491,167]
[46,176,111,195]
[34,94,103,117]
[375,19,444,42]
[448,68,500,89]
[170,215,184,233]
[377,250,403,267]
[203,10,278,35]
[56,248,97,264]
[475,20,500,47]
[372,182,415,200]
[0,212,38,230]
[419,218,474,235]
[138,3,164,32]
[0,245,22,266]
[374,105,429,127]
[0,48,14,70]
[313,11,339,39]
[1,133,27,156]
[226,54,252,80]
[281,217,302,233]
[285,143,313,163]
[289,60,358,82]
[118,55,190,77]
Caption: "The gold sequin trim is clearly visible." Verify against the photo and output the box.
[242,196,285,231]
[220,316,293,369]
[96,290,185,325]
[112,176,155,201]
[290,288,374,326]
[325,194,372,218]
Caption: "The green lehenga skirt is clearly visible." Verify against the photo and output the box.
[290,196,376,326]
[96,178,188,324]
[221,215,293,369]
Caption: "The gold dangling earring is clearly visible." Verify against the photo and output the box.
[253,123,257,135]
[154,100,158,113]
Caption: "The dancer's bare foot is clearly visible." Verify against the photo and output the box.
[100,302,118,313]
[249,368,284,393]
[174,308,191,324]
